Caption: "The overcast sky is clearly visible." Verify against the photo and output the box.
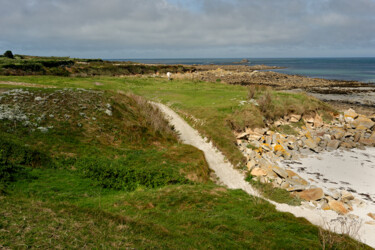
[1,0,375,58]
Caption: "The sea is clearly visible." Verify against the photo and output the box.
[110,58,375,83]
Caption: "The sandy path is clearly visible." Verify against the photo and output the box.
[154,102,375,248]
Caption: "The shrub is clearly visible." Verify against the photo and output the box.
[247,85,256,100]
[3,50,14,59]
[258,89,273,115]
[76,153,188,191]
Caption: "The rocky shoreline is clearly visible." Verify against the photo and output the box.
[236,108,375,220]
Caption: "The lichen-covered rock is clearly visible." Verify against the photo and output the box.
[344,108,358,119]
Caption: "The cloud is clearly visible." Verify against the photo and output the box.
[0,0,374,58]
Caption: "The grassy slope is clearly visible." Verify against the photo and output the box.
[0,77,365,249]
[2,170,363,249]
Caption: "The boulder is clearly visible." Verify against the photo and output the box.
[286,176,309,188]
[304,138,318,150]
[251,168,267,177]
[272,165,289,179]
[327,140,341,151]
[328,200,349,215]
[332,128,345,140]
[340,142,354,149]
[290,114,301,123]
[344,108,358,119]
[341,190,355,203]
[295,188,324,201]
[326,188,340,200]
[352,116,375,130]
[359,138,375,146]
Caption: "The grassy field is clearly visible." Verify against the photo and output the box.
[0,76,364,248]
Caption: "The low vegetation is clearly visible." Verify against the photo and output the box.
[0,53,192,76]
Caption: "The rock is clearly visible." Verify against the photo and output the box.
[328,200,349,215]
[332,128,345,140]
[323,134,332,141]
[274,120,282,127]
[304,138,318,150]
[344,108,358,119]
[314,114,324,128]
[287,185,307,192]
[34,96,43,101]
[287,177,309,187]
[326,188,340,200]
[370,131,375,140]
[105,109,113,116]
[345,116,354,123]
[321,203,331,211]
[359,138,375,146]
[352,116,375,130]
[368,213,375,220]
[237,132,249,139]
[272,166,288,179]
[341,191,354,203]
[295,188,324,201]
[280,182,290,189]
[251,168,267,177]
[290,114,301,123]
[354,132,362,142]
[37,127,48,133]
[304,116,314,124]
[340,142,354,149]
[327,140,341,151]
[246,159,256,171]
[254,128,266,135]
[276,177,283,185]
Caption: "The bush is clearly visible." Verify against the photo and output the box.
[76,153,188,191]
[0,137,52,168]
[3,50,14,59]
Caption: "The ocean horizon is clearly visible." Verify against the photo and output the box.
[108,57,375,84]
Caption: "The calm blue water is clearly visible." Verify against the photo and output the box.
[110,58,375,83]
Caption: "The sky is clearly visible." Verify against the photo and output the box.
[1,0,375,59]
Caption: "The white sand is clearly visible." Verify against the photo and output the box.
[155,102,375,248]
[281,148,375,205]
[281,148,375,240]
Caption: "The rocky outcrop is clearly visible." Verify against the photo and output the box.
[237,108,375,215]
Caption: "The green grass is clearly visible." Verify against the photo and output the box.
[246,176,302,206]
[1,169,367,249]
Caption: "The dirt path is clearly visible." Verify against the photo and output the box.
[0,81,56,88]
[154,102,375,248]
